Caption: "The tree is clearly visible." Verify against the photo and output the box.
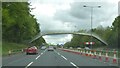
[2,2,46,44]
[64,16,119,48]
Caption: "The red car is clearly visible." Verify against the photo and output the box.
[26,46,38,55]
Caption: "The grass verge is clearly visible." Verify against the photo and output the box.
[2,42,28,56]
[0,42,1,56]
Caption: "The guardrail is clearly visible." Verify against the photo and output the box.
[8,49,25,56]
[59,48,119,64]
[71,48,119,58]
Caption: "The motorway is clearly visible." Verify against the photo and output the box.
[2,49,119,68]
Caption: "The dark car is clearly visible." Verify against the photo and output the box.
[53,47,56,49]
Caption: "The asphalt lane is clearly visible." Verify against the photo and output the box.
[58,49,119,66]
[2,49,119,68]
[57,49,110,66]
[30,49,72,66]
[2,49,44,66]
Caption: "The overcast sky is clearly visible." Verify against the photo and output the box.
[29,0,119,44]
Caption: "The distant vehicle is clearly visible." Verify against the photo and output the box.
[48,46,54,51]
[41,46,46,50]
[69,47,73,49]
[26,46,38,55]
[53,46,56,49]
[77,47,81,49]
[84,47,90,50]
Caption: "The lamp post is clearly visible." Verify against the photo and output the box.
[83,5,101,49]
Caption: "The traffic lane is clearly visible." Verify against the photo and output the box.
[2,49,44,66]
[30,49,72,66]
[57,49,110,66]
[61,49,119,66]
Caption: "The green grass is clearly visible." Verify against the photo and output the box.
[2,42,28,56]
[0,42,2,56]
[118,49,120,58]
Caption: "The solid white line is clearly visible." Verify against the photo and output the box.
[26,62,33,68]
[36,55,41,60]
[61,55,67,60]
[70,62,79,68]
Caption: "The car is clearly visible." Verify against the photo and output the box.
[41,46,46,50]
[69,47,73,49]
[84,47,90,50]
[26,46,38,55]
[53,46,56,49]
[47,46,54,51]
[77,47,81,50]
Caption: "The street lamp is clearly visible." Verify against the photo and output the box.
[83,5,101,49]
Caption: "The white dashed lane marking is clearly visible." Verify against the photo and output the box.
[41,53,43,55]
[55,50,79,68]
[70,62,79,68]
[26,62,33,68]
[36,49,46,60]
[35,55,41,60]
[26,49,47,68]
[57,53,60,55]
[43,49,47,53]
[61,55,67,60]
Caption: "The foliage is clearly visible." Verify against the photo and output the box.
[2,2,46,45]
[64,16,119,48]
[2,41,28,56]
[64,35,103,48]
[31,37,46,46]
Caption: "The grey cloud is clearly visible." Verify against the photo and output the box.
[118,1,120,16]
[37,15,75,33]
[43,34,70,39]
[54,2,118,30]
[29,0,118,44]
[43,34,73,44]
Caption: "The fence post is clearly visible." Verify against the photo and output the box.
[99,50,102,61]
[8,50,12,56]
[93,50,97,59]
